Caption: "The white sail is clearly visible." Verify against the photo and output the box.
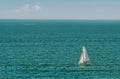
[79,46,90,65]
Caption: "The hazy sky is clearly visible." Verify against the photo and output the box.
[0,0,120,19]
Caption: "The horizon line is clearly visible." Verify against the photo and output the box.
[0,19,120,20]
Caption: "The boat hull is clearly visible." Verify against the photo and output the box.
[80,62,91,66]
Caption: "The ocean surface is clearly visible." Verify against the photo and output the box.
[0,20,120,79]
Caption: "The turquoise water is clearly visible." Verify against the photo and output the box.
[0,20,120,79]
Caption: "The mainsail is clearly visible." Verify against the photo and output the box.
[79,46,90,65]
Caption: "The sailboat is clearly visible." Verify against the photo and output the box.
[79,46,90,66]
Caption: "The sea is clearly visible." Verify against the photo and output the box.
[0,20,120,79]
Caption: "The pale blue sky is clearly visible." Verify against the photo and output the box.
[0,0,120,19]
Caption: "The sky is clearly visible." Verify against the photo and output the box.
[0,0,120,19]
